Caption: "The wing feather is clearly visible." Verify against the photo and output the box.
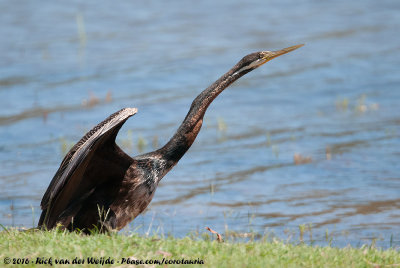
[39,108,137,227]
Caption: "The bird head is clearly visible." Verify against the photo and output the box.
[233,44,304,76]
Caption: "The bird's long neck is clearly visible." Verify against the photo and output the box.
[157,61,247,171]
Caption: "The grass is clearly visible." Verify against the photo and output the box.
[335,94,379,114]
[0,228,399,267]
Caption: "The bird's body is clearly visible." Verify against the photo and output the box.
[38,45,303,233]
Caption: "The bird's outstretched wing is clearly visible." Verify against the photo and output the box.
[38,108,137,228]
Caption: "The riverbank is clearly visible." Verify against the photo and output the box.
[1,228,399,267]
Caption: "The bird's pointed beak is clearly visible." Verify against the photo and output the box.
[260,44,304,65]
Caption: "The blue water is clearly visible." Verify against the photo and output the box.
[1,0,400,248]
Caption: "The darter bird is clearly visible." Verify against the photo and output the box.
[38,44,303,233]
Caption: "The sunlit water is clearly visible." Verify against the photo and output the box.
[1,0,399,248]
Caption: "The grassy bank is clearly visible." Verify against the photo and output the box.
[0,228,399,267]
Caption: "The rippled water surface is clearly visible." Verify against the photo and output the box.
[1,0,400,247]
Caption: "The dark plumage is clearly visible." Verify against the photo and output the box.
[38,44,303,233]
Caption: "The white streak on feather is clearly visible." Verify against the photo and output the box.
[233,58,267,76]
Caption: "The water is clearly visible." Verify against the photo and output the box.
[1,0,400,248]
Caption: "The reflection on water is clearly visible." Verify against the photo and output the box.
[1,0,400,248]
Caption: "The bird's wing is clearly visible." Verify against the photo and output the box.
[39,108,137,228]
